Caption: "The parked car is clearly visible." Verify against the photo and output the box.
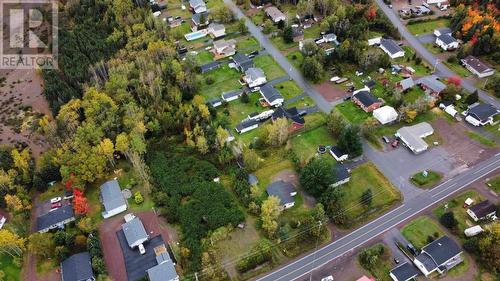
[51,202,62,209]
[394,257,400,264]
[139,244,146,255]
[391,139,400,148]
[50,197,62,204]
[321,276,334,281]
[407,243,418,255]
[382,136,390,143]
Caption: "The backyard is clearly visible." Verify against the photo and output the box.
[406,19,451,35]
[0,253,21,281]
[401,216,445,249]
[335,101,370,124]
[198,65,243,99]
[290,126,336,162]
[254,55,287,80]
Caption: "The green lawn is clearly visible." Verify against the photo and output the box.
[290,126,336,162]
[401,216,445,249]
[443,61,471,78]
[467,131,496,147]
[0,254,21,281]
[486,175,500,194]
[410,170,443,189]
[433,190,485,237]
[340,162,402,228]
[254,151,295,192]
[423,43,443,55]
[394,46,432,76]
[237,36,260,53]
[270,36,296,51]
[197,50,213,64]
[199,64,242,99]
[250,11,265,25]
[304,24,321,39]
[286,96,314,109]
[254,55,287,80]
[286,50,303,69]
[406,19,450,35]
[403,87,425,104]
[335,101,370,124]
[274,80,302,100]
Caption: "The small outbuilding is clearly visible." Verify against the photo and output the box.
[329,146,348,162]
[373,106,398,125]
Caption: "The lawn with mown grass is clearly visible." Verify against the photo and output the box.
[467,131,496,147]
[254,150,295,191]
[335,101,370,124]
[254,55,287,80]
[290,126,336,162]
[433,190,485,237]
[401,216,445,249]
[486,175,500,194]
[0,254,21,281]
[443,61,471,78]
[410,170,442,189]
[286,50,303,69]
[423,43,443,55]
[274,80,303,100]
[199,65,242,99]
[340,162,402,228]
[196,50,213,65]
[270,36,296,51]
[403,87,425,104]
[406,19,450,35]
[237,36,260,53]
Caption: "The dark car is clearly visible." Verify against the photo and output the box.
[343,95,352,101]
[407,243,418,255]
[391,139,400,147]
[394,258,400,264]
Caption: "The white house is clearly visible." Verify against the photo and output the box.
[243,67,267,88]
[259,84,284,107]
[464,225,484,237]
[467,200,497,222]
[396,122,434,154]
[100,179,127,219]
[380,38,405,59]
[207,23,226,38]
[433,27,452,37]
[331,164,350,187]
[264,6,286,23]
[329,146,348,162]
[235,119,259,134]
[368,37,382,46]
[461,55,496,78]
[221,90,243,102]
[465,103,499,126]
[436,34,458,50]
[373,106,398,124]
[414,236,463,277]
[189,0,207,14]
[266,181,296,210]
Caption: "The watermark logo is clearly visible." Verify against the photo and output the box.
[0,0,58,69]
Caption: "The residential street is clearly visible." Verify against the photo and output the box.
[373,0,500,109]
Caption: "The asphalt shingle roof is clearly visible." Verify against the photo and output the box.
[100,180,127,214]
[422,236,462,266]
[353,90,379,107]
[260,84,283,104]
[37,205,74,231]
[390,262,419,281]
[469,200,496,218]
[468,103,498,122]
[122,217,148,248]
[437,34,456,45]
[461,55,494,74]
[380,38,404,55]
[334,164,350,182]
[61,252,94,281]
[266,181,295,206]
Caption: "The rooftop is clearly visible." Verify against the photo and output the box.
[266,180,295,206]
[334,164,350,182]
[122,217,149,248]
[272,106,305,125]
[469,200,496,218]
[222,89,243,100]
[37,205,74,231]
[461,55,494,74]
[437,34,457,45]
[380,38,404,55]
[390,262,419,281]
[353,90,380,107]
[330,146,347,157]
[396,122,433,153]
[416,75,446,93]
[232,53,254,70]
[236,119,259,131]
[61,252,94,281]
[260,84,283,103]
[265,6,286,21]
[245,67,266,81]
[100,179,127,213]
[422,236,462,266]
[467,103,498,122]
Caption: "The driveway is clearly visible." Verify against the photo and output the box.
[416,33,435,44]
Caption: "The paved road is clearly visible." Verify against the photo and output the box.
[257,154,500,281]
[416,33,435,44]
[223,0,335,113]
[373,0,500,109]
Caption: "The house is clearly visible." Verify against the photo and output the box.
[322,33,339,44]
[122,215,149,249]
[368,37,382,46]
[389,262,419,281]
[146,244,179,281]
[208,23,226,38]
[207,97,222,108]
[221,89,243,102]
[436,34,458,51]
[247,110,274,121]
[61,252,95,281]
[461,55,495,78]
[191,11,209,31]
[213,39,236,59]
[331,164,350,187]
[232,53,254,72]
[200,61,222,73]
[271,106,305,130]
[292,26,304,42]
[414,236,463,276]
[396,77,414,91]
[380,38,405,59]
[426,0,448,4]
[189,0,206,14]
[416,75,446,96]
[235,119,259,134]
[396,122,434,154]
[352,88,384,113]
[37,205,75,233]
[373,106,398,125]
[248,174,259,186]
[265,6,286,23]
[243,67,267,88]
[329,146,348,162]
[467,200,497,222]
[266,181,296,209]
[100,179,127,219]
[433,27,452,37]
[465,103,499,126]
[259,84,284,107]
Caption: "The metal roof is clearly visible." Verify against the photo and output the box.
[100,180,127,214]
[396,122,433,153]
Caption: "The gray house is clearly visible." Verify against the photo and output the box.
[146,244,179,281]
[61,252,95,281]
[100,179,127,219]
[266,181,297,210]
[37,205,75,233]
[122,215,149,249]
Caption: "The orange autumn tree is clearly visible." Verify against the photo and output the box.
[73,188,89,215]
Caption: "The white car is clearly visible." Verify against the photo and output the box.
[50,197,62,204]
[138,244,146,255]
[321,276,334,281]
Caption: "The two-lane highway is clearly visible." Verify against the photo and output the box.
[257,154,500,281]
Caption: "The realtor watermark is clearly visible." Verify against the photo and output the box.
[0,0,58,69]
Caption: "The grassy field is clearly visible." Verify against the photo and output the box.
[335,101,370,124]
[341,162,402,228]
[254,151,295,191]
[443,61,471,78]
[237,36,260,53]
[274,80,302,100]
[197,51,214,64]
[0,254,21,281]
[407,19,450,35]
[401,216,445,249]
[250,11,265,25]
[290,126,336,162]
[394,46,432,76]
[254,55,287,80]
[403,87,425,104]
[358,244,393,281]
[304,24,321,39]
[433,190,485,237]
[467,131,496,147]
[423,43,443,55]
[199,64,242,99]
[486,175,500,194]
[410,170,443,189]
[270,36,296,51]
[286,50,304,69]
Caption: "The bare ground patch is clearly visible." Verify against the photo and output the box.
[314,82,348,103]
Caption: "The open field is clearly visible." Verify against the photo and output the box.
[335,101,370,124]
[406,19,450,35]
[270,36,296,51]
[401,216,445,249]
[290,126,336,162]
[274,80,302,100]
[443,61,471,78]
[254,55,287,80]
[198,65,243,99]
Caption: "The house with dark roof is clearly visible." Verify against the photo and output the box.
[331,164,350,187]
[191,11,209,31]
[235,119,260,134]
[243,67,267,88]
[100,179,127,219]
[413,236,463,277]
[352,88,384,112]
[292,26,304,42]
[435,34,458,51]
[389,262,419,281]
[260,84,284,107]
[221,89,243,102]
[146,244,179,281]
[433,27,452,37]
[467,200,497,222]
[266,181,296,209]
[416,75,446,96]
[465,103,499,126]
[232,53,254,72]
[200,61,221,73]
[329,146,348,162]
[461,55,495,78]
[271,106,305,130]
[122,215,149,249]
[379,38,405,59]
[37,205,75,233]
[61,252,95,281]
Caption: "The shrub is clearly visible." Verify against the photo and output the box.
[134,191,144,204]
[236,240,273,272]
[205,76,214,85]
[439,212,458,229]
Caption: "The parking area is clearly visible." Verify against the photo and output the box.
[389,0,452,20]
[34,196,72,218]
[314,82,349,103]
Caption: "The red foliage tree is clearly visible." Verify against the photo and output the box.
[365,6,377,21]
[73,188,89,215]
[448,76,462,86]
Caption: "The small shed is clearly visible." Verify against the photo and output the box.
[373,106,398,125]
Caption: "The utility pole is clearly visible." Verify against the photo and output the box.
[309,221,322,281]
